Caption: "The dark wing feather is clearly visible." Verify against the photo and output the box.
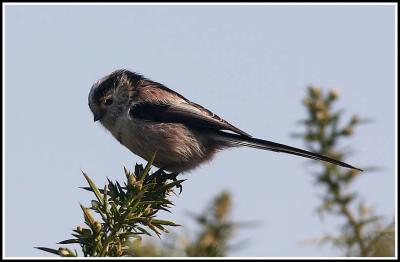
[129,102,251,137]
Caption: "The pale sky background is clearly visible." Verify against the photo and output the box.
[4,4,396,257]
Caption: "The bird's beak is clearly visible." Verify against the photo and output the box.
[93,113,102,122]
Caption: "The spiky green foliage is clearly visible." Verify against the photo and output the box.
[36,156,184,257]
[295,87,395,257]
[127,191,245,257]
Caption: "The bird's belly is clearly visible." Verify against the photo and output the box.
[111,118,213,173]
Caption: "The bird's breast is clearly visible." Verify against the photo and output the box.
[108,115,215,173]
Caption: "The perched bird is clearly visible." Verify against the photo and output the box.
[88,69,362,174]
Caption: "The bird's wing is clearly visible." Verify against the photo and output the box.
[129,80,251,137]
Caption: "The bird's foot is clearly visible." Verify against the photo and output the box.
[150,168,182,194]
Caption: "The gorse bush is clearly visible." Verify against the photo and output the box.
[295,87,394,257]
[36,154,184,257]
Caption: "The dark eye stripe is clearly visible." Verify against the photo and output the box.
[104,97,113,105]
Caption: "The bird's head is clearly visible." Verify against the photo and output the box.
[88,69,142,126]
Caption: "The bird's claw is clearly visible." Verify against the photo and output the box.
[153,169,182,194]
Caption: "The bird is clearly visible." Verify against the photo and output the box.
[88,69,362,175]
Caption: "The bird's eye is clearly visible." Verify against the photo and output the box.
[104,97,113,106]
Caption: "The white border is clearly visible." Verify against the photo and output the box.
[2,2,397,260]
[2,2,399,6]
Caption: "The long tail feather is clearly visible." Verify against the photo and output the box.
[214,131,363,171]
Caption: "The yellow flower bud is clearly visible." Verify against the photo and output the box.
[303,97,312,106]
[94,221,102,232]
[328,89,340,100]
[309,86,322,98]
[58,248,73,257]
[316,111,325,121]
[342,127,353,135]
[350,115,359,125]
[314,100,325,111]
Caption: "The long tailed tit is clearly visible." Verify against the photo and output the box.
[88,69,362,173]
